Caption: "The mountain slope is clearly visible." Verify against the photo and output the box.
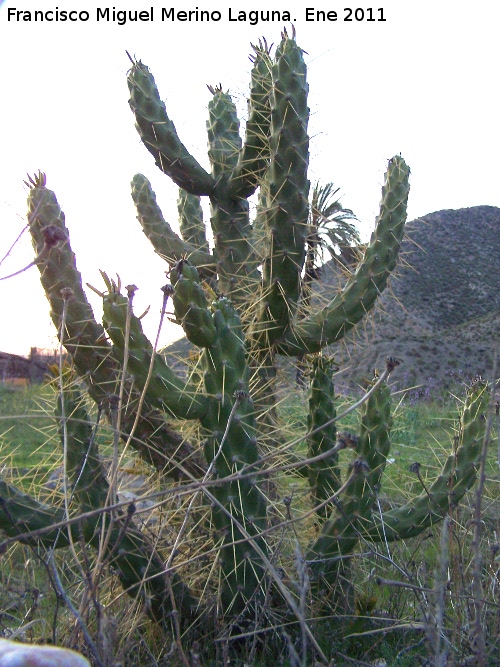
[330,205,500,393]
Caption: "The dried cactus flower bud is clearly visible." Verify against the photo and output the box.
[337,431,359,449]
[385,356,401,373]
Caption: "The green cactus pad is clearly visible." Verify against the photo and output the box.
[307,379,393,585]
[171,266,268,613]
[177,187,209,253]
[366,381,489,541]
[102,284,208,420]
[27,177,117,397]
[171,260,218,348]
[207,86,241,181]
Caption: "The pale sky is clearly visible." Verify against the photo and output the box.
[1,0,499,355]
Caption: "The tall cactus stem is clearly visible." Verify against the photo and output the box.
[27,174,204,478]
[307,378,393,587]
[207,86,241,182]
[254,31,310,345]
[227,40,273,198]
[366,380,490,541]
[171,261,268,613]
[102,279,208,420]
[307,355,341,519]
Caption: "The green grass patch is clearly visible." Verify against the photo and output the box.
[0,384,59,478]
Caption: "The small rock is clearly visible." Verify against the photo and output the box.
[0,638,90,666]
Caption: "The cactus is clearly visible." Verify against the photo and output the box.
[1,31,492,655]
[307,374,490,593]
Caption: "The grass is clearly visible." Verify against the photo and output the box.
[0,380,498,666]
[0,384,60,489]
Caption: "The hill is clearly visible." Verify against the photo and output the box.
[329,205,500,395]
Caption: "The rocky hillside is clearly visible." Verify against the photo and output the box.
[329,205,500,395]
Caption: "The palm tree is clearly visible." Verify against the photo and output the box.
[304,181,360,282]
[296,182,361,385]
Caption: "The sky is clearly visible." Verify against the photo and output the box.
[0,0,499,355]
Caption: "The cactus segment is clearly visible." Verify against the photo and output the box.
[358,377,392,492]
[177,187,209,253]
[170,261,218,348]
[28,178,205,477]
[102,284,208,420]
[206,63,264,302]
[0,480,70,547]
[307,356,341,518]
[307,380,393,585]
[307,380,489,590]
[200,297,267,613]
[227,41,273,198]
[27,178,117,398]
[208,190,259,302]
[255,31,310,344]
[170,262,267,612]
[132,174,214,271]
[207,86,241,182]
[365,381,490,541]
[251,178,269,262]
[0,476,196,623]
[277,156,410,355]
[56,384,109,517]
[104,520,196,624]
[127,59,214,195]
[9,376,197,622]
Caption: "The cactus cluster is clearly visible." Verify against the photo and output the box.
[0,30,492,654]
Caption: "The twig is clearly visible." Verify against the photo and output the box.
[375,577,434,594]
[342,623,427,639]
[0,224,29,268]
[46,551,105,667]
[433,515,450,667]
